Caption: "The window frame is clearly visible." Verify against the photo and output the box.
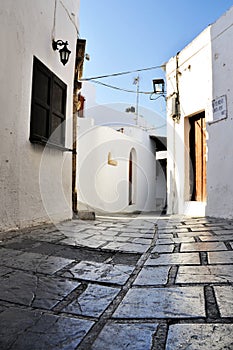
[30,57,70,151]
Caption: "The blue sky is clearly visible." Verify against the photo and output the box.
[79,1,232,125]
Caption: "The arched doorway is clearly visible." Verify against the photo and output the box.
[129,148,137,205]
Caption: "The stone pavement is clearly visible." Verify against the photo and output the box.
[0,213,232,349]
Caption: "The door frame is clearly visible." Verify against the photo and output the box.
[188,111,206,202]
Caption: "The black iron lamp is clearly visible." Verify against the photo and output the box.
[52,40,71,66]
[152,79,165,94]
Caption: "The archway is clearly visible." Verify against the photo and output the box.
[129,148,137,205]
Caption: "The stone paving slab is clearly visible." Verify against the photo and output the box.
[0,247,23,261]
[23,229,66,243]
[62,231,95,239]
[151,244,174,253]
[118,231,154,238]
[132,237,153,244]
[176,265,233,284]
[166,324,233,350]
[62,260,134,285]
[133,266,170,286]
[96,229,120,236]
[156,226,172,231]
[200,234,233,242]
[0,304,7,313]
[113,287,205,318]
[1,237,44,251]
[177,231,213,237]
[139,228,155,234]
[63,284,120,317]
[158,228,189,233]
[0,268,80,309]
[189,226,219,231]
[0,249,74,274]
[157,237,196,244]
[210,223,231,227]
[0,307,42,349]
[146,252,200,266]
[106,227,136,232]
[208,251,233,264]
[212,229,233,235]
[92,322,158,350]
[0,265,13,277]
[214,286,233,317]
[91,234,131,243]
[60,237,107,249]
[180,242,227,252]
[109,252,141,266]
[158,233,173,238]
[57,221,95,231]
[0,307,94,350]
[101,241,149,253]
[107,228,154,235]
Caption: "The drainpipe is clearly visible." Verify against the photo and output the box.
[172,116,176,214]
[172,52,180,214]
[175,52,180,122]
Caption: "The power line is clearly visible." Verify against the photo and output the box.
[91,79,153,94]
[80,64,165,81]
[59,0,79,35]
[87,80,166,101]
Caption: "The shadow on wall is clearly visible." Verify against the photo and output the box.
[169,170,178,214]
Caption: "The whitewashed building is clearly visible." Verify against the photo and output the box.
[166,6,233,218]
[0,0,80,230]
[76,116,167,214]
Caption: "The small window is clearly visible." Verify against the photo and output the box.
[30,57,67,148]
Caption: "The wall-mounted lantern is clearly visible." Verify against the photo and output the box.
[52,40,71,66]
[152,79,165,94]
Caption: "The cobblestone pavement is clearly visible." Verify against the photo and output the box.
[0,214,232,349]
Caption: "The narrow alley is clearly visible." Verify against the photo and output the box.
[1,2,233,349]
[0,214,232,349]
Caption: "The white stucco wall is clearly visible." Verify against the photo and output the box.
[77,118,157,213]
[166,6,233,218]
[206,6,233,218]
[0,0,79,230]
[155,160,167,210]
[166,27,212,216]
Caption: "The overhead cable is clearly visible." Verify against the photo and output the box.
[80,64,165,81]
[91,80,153,94]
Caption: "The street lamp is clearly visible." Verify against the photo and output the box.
[52,40,71,66]
[152,79,165,94]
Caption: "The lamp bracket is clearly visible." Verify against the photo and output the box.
[52,40,68,51]
[52,39,71,66]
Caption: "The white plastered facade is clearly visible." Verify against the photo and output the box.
[0,0,80,230]
[76,118,165,214]
[166,6,233,218]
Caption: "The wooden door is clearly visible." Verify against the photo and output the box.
[189,113,206,202]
